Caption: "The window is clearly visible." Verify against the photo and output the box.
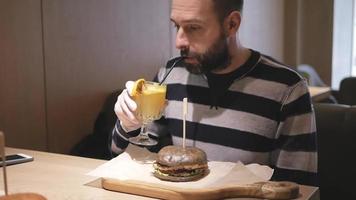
[353,1,356,75]
[332,0,354,89]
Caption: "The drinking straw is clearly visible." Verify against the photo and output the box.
[159,56,185,85]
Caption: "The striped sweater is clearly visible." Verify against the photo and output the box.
[110,50,318,186]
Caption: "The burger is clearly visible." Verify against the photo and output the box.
[153,145,209,182]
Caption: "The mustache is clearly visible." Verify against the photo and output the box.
[180,49,200,58]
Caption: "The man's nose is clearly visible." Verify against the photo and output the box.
[175,28,189,50]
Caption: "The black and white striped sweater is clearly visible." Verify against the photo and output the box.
[111,50,318,186]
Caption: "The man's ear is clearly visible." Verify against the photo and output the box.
[224,11,241,36]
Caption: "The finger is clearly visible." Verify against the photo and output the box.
[114,97,126,119]
[125,81,134,96]
[119,94,139,122]
[115,100,140,126]
[121,118,140,129]
[114,92,134,119]
[123,89,137,111]
[117,108,140,131]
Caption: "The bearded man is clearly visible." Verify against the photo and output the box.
[111,0,317,186]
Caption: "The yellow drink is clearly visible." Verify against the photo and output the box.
[134,81,166,123]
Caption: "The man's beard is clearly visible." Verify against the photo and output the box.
[180,33,231,74]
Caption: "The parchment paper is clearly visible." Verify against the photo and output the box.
[87,144,273,189]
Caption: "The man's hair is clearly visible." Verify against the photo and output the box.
[212,0,244,22]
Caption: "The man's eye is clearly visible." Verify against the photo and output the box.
[173,24,180,32]
[186,25,201,32]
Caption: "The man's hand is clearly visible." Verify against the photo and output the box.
[114,81,141,132]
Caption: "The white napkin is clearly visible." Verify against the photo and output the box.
[87,144,273,189]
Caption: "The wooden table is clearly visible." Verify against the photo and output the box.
[309,86,332,102]
[0,148,319,200]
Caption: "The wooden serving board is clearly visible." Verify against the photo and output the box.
[102,178,299,200]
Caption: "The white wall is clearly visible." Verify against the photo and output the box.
[240,0,285,61]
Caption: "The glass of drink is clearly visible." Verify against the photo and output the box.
[129,81,167,146]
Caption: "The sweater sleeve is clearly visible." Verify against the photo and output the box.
[109,117,172,156]
[271,80,318,186]
[109,120,140,155]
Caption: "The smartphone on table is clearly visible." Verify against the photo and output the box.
[0,153,34,166]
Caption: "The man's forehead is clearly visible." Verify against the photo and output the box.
[171,0,215,22]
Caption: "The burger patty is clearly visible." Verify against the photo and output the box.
[153,162,208,176]
[154,167,206,178]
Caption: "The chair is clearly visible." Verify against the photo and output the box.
[337,77,356,105]
[314,103,356,199]
[297,64,326,87]
[297,64,338,103]
[70,90,122,160]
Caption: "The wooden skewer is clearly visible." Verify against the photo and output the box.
[182,98,188,149]
[0,131,8,195]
